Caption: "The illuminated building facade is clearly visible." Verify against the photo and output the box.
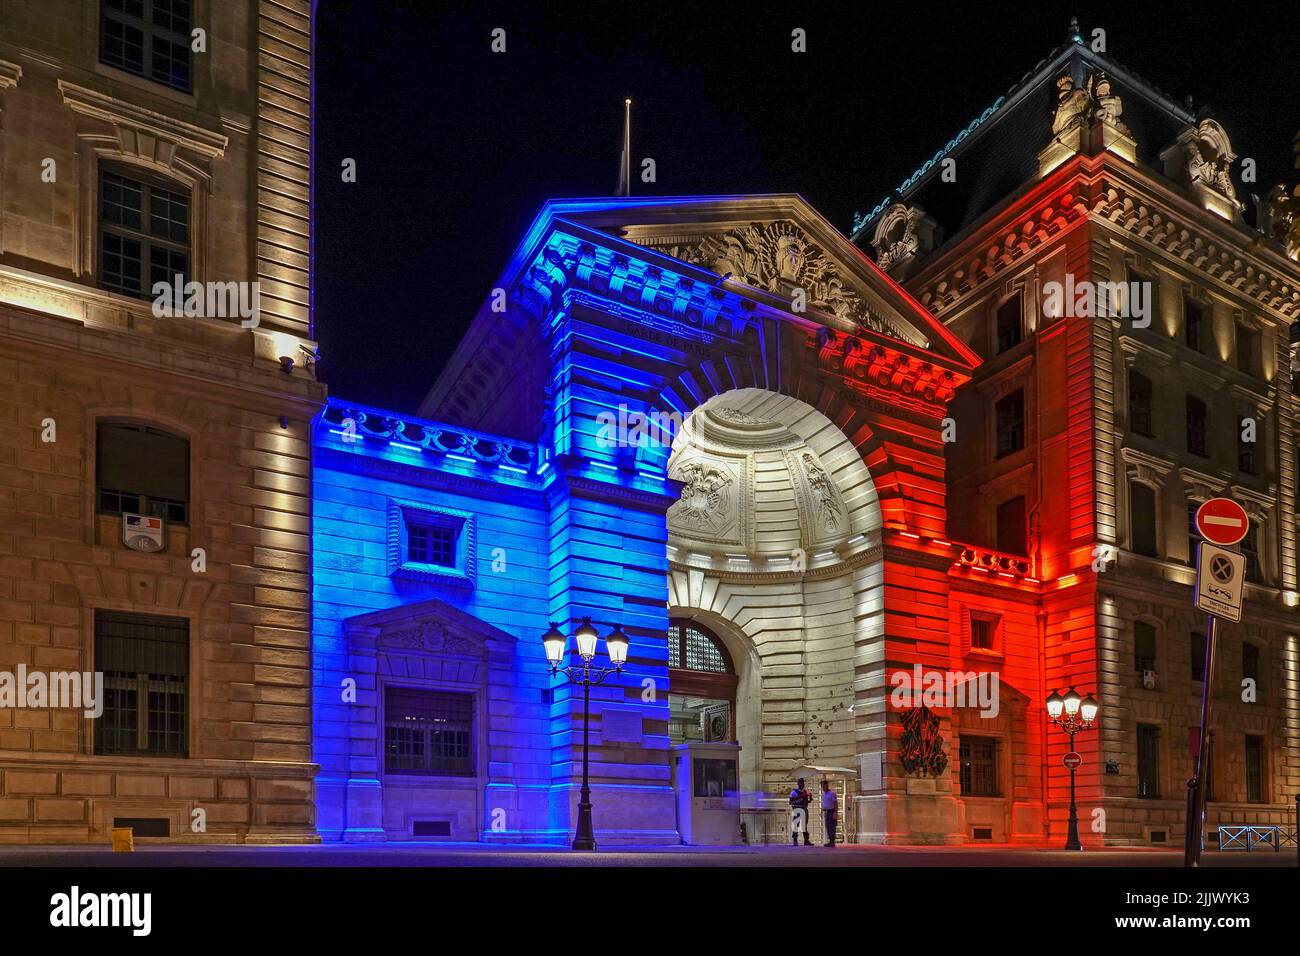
[0,1,321,842]
[855,29,1300,845]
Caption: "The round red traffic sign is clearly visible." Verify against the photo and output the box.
[1195,498,1249,546]
[1063,752,1082,769]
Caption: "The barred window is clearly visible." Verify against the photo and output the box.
[384,688,474,776]
[1187,500,1203,563]
[1237,416,1258,475]
[667,620,731,673]
[99,167,190,300]
[100,0,193,92]
[1241,525,1262,583]
[959,736,999,796]
[1191,631,1208,683]
[1244,736,1265,803]
[96,421,189,523]
[1129,482,1157,557]
[94,610,188,757]
[995,496,1026,556]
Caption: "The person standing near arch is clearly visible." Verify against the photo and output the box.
[820,779,839,847]
[788,777,812,845]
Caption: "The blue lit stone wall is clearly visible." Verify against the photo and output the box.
[312,403,558,842]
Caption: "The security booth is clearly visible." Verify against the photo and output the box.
[672,741,742,845]
[798,764,858,845]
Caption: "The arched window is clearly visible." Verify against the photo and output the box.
[96,421,190,523]
[668,620,732,673]
[666,619,737,745]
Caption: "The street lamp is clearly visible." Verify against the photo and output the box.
[543,617,629,851]
[1045,686,1099,851]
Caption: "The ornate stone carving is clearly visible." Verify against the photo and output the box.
[870,203,936,277]
[380,620,481,656]
[711,406,769,427]
[1050,71,1129,138]
[801,453,842,532]
[1261,132,1300,262]
[1160,119,1243,218]
[669,460,734,534]
[664,221,927,346]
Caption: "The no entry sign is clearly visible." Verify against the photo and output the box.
[1063,752,1082,769]
[1195,498,1249,546]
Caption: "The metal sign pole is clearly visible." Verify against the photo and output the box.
[1185,612,1218,867]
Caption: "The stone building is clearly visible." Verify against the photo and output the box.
[854,26,1300,844]
[0,1,322,842]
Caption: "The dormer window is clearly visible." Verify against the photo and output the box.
[100,0,193,93]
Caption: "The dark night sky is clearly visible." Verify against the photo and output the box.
[313,0,1300,414]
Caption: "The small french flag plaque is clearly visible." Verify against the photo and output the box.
[122,513,166,553]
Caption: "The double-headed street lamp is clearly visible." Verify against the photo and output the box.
[543,617,629,851]
[1045,687,1100,851]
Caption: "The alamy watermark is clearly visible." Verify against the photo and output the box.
[152,274,261,328]
[0,665,103,718]
[1043,274,1150,327]
[595,405,684,448]
[889,665,1001,718]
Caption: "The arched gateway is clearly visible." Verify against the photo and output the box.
[315,195,1047,846]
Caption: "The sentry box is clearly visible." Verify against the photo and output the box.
[671,741,742,845]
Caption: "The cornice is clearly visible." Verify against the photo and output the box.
[669,541,883,583]
[0,59,21,91]
[1117,334,1174,367]
[57,79,227,160]
[910,154,1300,324]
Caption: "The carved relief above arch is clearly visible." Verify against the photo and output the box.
[870,203,936,278]
[1160,118,1244,220]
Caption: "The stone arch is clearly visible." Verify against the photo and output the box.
[663,386,886,832]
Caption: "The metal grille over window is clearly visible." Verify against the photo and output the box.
[668,622,728,672]
[959,737,999,796]
[94,611,188,757]
[100,0,194,92]
[384,688,474,776]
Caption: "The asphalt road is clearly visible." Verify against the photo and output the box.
[0,842,1294,867]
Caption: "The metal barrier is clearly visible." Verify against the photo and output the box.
[1216,825,1298,852]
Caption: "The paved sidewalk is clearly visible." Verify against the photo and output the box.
[0,841,1294,867]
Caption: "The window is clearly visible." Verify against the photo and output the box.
[1129,483,1157,557]
[1128,371,1154,437]
[1134,621,1157,673]
[1241,525,1261,583]
[667,621,731,673]
[1187,500,1203,562]
[1128,268,1153,317]
[969,614,997,651]
[94,610,188,757]
[1244,736,1265,803]
[1242,642,1260,689]
[387,500,475,584]
[995,496,1027,556]
[1235,323,1259,376]
[384,688,474,776]
[1184,298,1203,352]
[99,167,190,299]
[1237,416,1258,475]
[100,0,193,92]
[96,421,189,523]
[1191,631,1208,683]
[667,619,737,745]
[407,521,456,567]
[1136,724,1160,798]
[995,390,1025,458]
[1185,396,1207,457]
[959,736,1000,796]
[995,292,1023,353]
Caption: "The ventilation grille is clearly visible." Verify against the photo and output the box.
[114,817,169,837]
[412,820,452,838]
[972,827,993,841]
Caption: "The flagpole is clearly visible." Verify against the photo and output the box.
[621,98,631,197]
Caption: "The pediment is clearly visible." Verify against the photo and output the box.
[553,195,979,368]
[344,598,516,657]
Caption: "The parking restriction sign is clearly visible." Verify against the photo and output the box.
[1194,541,1245,623]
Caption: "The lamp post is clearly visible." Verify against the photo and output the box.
[543,617,629,851]
[1046,687,1099,851]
